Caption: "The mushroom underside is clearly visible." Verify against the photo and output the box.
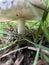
[0,0,45,34]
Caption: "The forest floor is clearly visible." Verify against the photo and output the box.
[0,25,49,65]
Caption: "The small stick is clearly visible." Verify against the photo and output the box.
[14,55,24,65]
[0,46,27,59]
[0,46,49,59]
[27,46,49,55]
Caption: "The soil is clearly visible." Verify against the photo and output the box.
[0,26,49,65]
[0,40,49,65]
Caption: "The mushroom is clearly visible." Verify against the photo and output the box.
[0,0,45,34]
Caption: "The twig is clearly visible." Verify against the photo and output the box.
[0,46,49,59]
[27,46,49,55]
[41,49,49,55]
[0,46,27,59]
[27,46,37,51]
[14,55,24,65]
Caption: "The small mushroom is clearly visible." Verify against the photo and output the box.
[0,0,45,34]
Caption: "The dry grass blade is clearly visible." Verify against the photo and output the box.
[14,55,24,65]
[0,46,27,59]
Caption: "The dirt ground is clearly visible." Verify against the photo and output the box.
[0,40,49,65]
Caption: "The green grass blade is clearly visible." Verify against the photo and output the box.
[25,0,41,19]
[30,2,46,11]
[0,30,11,35]
[41,22,49,42]
[23,38,49,51]
[33,41,42,65]
[41,53,49,62]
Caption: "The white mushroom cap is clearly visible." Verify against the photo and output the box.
[0,0,45,34]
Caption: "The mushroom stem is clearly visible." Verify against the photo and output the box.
[17,19,25,34]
